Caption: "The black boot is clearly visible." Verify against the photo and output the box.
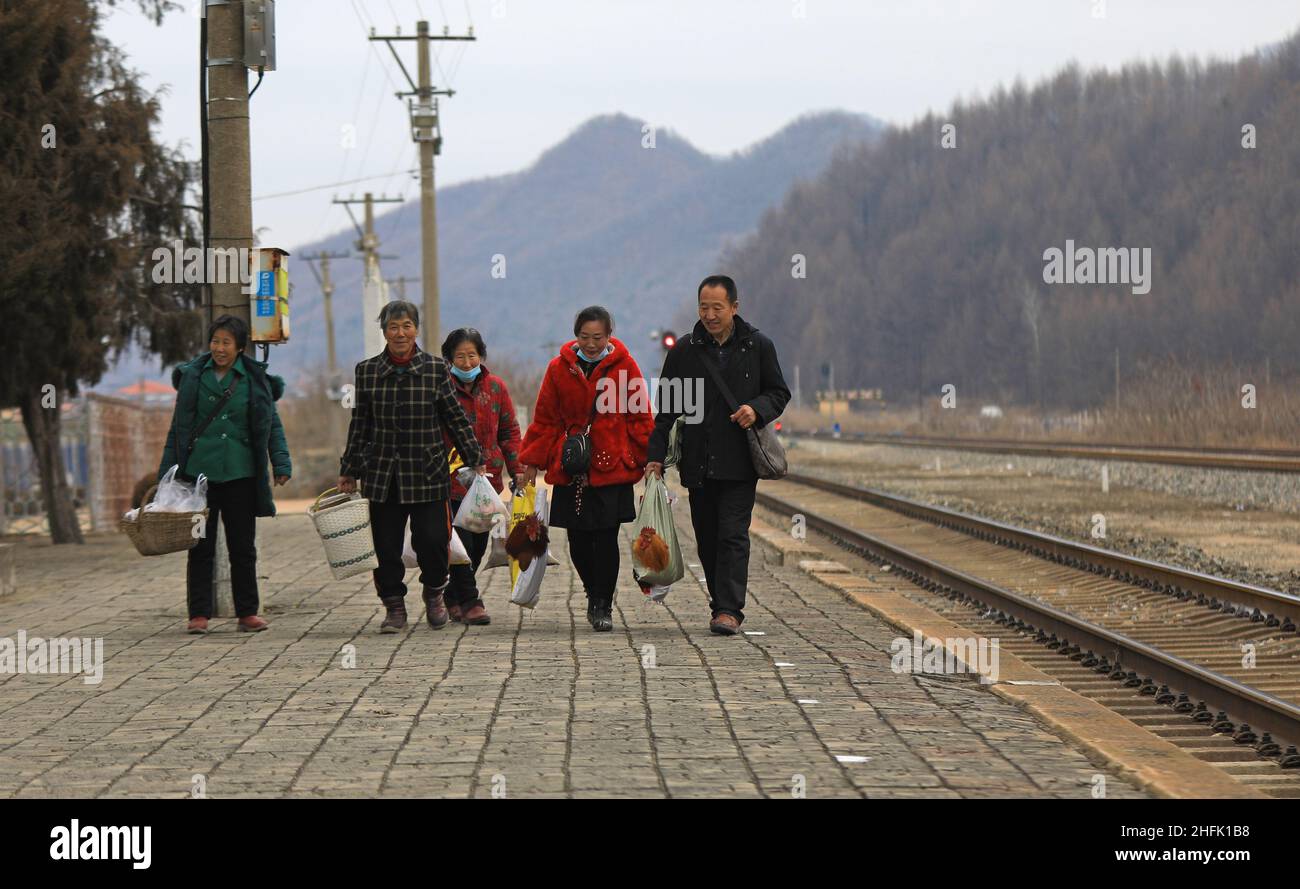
[586,598,600,629]
[592,600,613,633]
[380,596,407,634]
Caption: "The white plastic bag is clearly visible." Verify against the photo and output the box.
[403,523,471,569]
[642,584,671,603]
[450,528,471,566]
[144,465,208,513]
[510,553,547,609]
[453,468,509,533]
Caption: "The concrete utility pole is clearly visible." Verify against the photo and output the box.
[204,0,255,620]
[387,276,420,301]
[334,193,402,357]
[302,251,350,375]
[369,20,475,350]
[206,1,253,328]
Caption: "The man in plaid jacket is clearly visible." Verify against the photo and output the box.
[338,301,486,633]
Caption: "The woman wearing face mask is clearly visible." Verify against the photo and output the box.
[440,327,523,625]
[518,306,655,632]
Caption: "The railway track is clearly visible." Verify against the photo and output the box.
[756,471,1300,797]
[785,430,1300,473]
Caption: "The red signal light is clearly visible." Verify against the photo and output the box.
[661,333,676,350]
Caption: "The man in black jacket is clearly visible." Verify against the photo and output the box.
[646,275,791,634]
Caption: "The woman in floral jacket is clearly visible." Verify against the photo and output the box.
[441,328,522,625]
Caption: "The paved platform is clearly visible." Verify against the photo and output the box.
[0,487,1149,798]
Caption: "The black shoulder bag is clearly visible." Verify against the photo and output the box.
[560,380,601,477]
[698,349,788,480]
[183,373,240,473]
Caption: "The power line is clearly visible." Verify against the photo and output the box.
[252,167,419,201]
[349,0,403,95]
[343,50,372,176]
[383,150,419,244]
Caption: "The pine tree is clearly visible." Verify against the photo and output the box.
[0,0,199,543]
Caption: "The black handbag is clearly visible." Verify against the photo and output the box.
[560,386,600,477]
[698,349,787,480]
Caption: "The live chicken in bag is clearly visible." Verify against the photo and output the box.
[630,475,683,597]
[509,486,551,609]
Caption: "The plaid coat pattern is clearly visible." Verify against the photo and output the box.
[339,348,484,504]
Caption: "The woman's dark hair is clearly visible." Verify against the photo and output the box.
[378,299,420,329]
[441,327,487,362]
[573,305,614,337]
[207,314,249,352]
[697,274,738,303]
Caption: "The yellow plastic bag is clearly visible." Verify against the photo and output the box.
[448,448,465,476]
[508,483,537,588]
[509,486,550,609]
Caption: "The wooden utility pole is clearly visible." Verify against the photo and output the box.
[1114,348,1121,414]
[369,20,475,349]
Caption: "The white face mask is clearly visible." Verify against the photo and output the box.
[575,343,612,362]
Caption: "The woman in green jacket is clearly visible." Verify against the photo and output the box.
[158,315,292,634]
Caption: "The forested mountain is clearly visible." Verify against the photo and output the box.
[725,33,1300,409]
[96,110,880,389]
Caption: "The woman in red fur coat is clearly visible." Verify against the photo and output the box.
[518,306,654,632]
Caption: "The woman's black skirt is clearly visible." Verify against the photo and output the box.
[548,481,635,531]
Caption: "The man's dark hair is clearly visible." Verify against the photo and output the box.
[573,305,614,337]
[207,314,249,352]
[697,275,738,303]
[378,300,420,329]
[441,327,487,362]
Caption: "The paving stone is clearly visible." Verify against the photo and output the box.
[0,489,1150,798]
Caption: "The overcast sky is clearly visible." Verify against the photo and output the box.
[103,0,1300,250]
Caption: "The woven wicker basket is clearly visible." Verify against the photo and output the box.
[309,486,378,580]
[119,484,208,557]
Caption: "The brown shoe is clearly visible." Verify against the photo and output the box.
[187,617,210,635]
[422,587,449,630]
[380,596,407,633]
[448,603,464,623]
[237,615,269,633]
[462,603,491,626]
[709,614,740,635]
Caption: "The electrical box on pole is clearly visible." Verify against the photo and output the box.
[249,247,291,344]
[243,1,276,71]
